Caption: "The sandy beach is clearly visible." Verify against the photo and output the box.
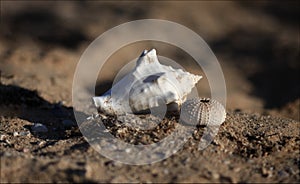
[1,1,299,183]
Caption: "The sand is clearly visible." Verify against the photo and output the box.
[0,1,299,183]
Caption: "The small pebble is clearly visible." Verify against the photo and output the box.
[19,131,30,136]
[23,148,30,153]
[13,132,19,137]
[38,141,47,147]
[163,169,169,174]
[125,148,131,153]
[5,139,12,145]
[234,167,241,172]
[0,134,7,141]
[32,123,48,133]
[212,172,220,179]
[224,160,231,165]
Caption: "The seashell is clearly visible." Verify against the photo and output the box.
[93,49,202,115]
[180,98,226,126]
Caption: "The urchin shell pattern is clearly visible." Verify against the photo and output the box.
[180,98,226,126]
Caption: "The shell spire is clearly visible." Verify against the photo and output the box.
[136,49,159,66]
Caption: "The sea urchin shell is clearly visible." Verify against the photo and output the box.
[180,98,226,126]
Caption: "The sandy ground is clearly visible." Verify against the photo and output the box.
[0,1,299,183]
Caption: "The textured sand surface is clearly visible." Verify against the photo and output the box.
[1,112,299,183]
[0,1,299,183]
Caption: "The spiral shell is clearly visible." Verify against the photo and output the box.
[93,49,202,115]
[180,98,226,126]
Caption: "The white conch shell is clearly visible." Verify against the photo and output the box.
[180,98,226,126]
[93,49,202,115]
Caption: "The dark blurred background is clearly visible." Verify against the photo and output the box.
[0,1,299,120]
